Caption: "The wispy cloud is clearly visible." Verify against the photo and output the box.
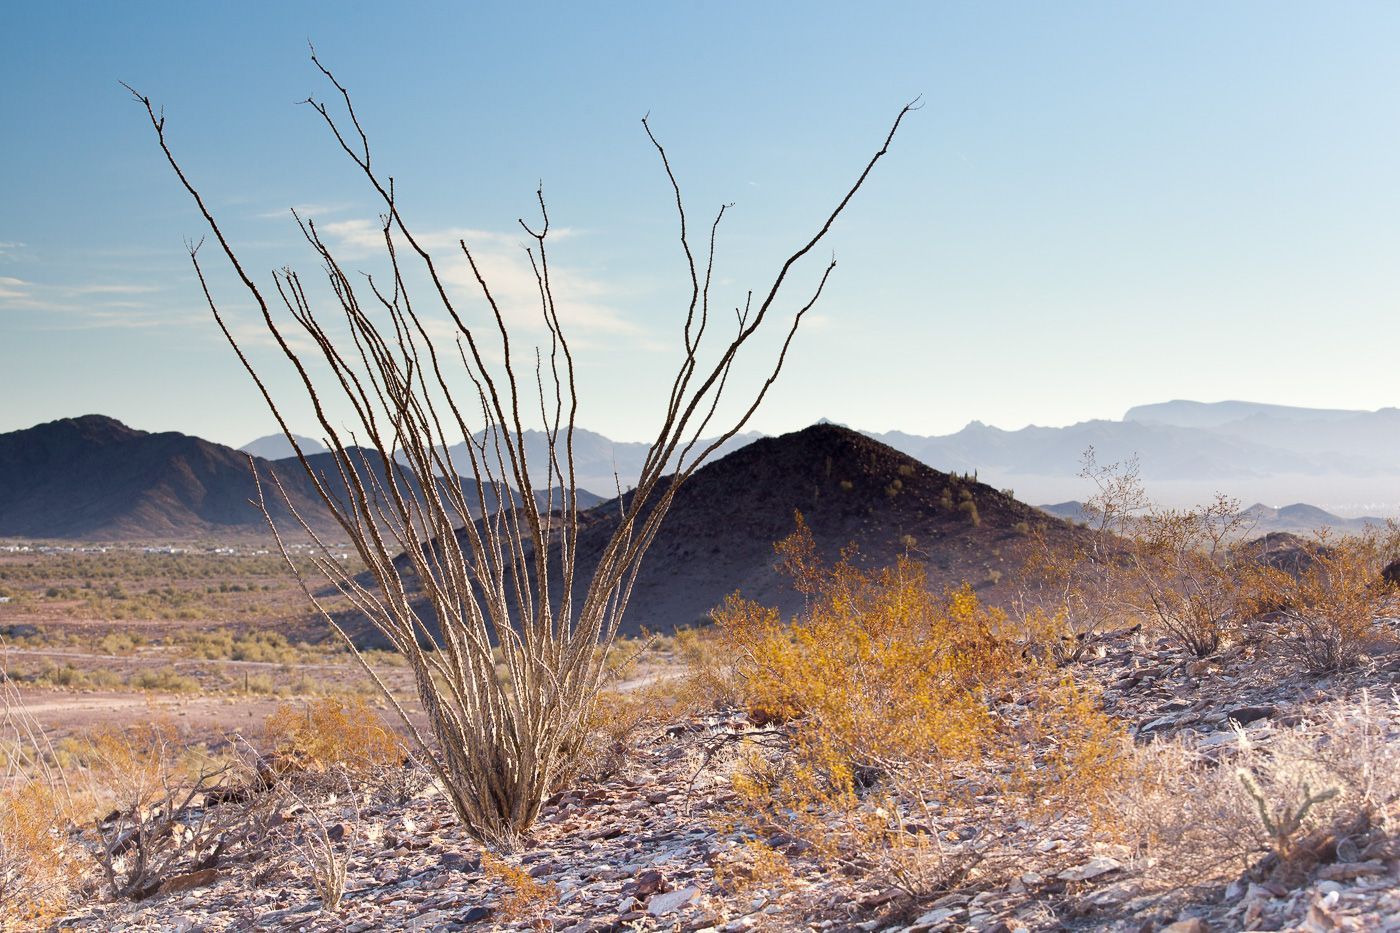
[0,241,27,261]
[67,283,162,296]
[0,276,180,328]
[255,202,355,221]
[35,309,206,331]
[314,219,641,345]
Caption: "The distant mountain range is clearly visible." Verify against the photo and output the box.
[864,400,1400,516]
[1038,500,1387,536]
[410,427,764,497]
[2,398,1395,539]
[263,399,1400,515]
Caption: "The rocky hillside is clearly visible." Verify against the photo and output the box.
[400,423,1081,638]
[0,417,602,541]
[52,612,1400,933]
[0,416,335,539]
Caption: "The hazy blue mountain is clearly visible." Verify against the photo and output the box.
[1123,400,1365,429]
[240,433,328,460]
[865,401,1400,515]
[1039,499,1387,536]
[427,427,765,497]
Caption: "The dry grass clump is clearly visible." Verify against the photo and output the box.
[1115,692,1400,893]
[264,696,405,780]
[288,786,354,914]
[75,721,238,900]
[0,671,82,929]
[482,850,557,922]
[708,519,1131,901]
[1252,526,1400,672]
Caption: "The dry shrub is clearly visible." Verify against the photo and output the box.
[711,519,1130,900]
[0,784,82,929]
[719,517,1004,758]
[1051,451,1260,658]
[711,838,800,900]
[554,687,660,791]
[264,696,406,782]
[0,669,82,928]
[672,625,744,712]
[75,720,239,900]
[1016,449,1144,662]
[1255,526,1400,672]
[1006,676,1132,825]
[482,851,556,921]
[1119,495,1254,658]
[1116,692,1400,892]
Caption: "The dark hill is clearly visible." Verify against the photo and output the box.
[573,423,1078,632]
[0,415,334,539]
[0,417,605,541]
[387,423,1080,641]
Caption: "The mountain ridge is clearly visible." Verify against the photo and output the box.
[390,423,1081,639]
[0,418,603,540]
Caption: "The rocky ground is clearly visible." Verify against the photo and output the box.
[49,622,1400,933]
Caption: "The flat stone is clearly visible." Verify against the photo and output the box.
[1317,860,1387,881]
[1227,705,1276,725]
[913,906,963,926]
[156,869,220,896]
[1057,857,1122,882]
[647,886,698,916]
[1161,919,1209,933]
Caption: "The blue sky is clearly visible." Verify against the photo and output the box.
[3,2,1399,447]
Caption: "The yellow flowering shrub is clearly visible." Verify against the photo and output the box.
[709,517,1130,897]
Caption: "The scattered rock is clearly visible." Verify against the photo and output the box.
[647,885,698,916]
[1227,705,1276,726]
[1057,857,1122,882]
[156,869,219,896]
[630,868,668,897]
[1161,918,1209,933]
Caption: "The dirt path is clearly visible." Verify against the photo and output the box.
[2,646,369,673]
[9,688,295,740]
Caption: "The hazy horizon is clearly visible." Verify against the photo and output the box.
[7,395,1395,451]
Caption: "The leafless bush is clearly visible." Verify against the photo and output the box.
[0,664,82,928]
[287,778,357,913]
[79,722,229,900]
[78,723,288,901]
[1051,450,1256,657]
[1115,692,1400,892]
[1017,448,1147,662]
[128,53,914,850]
[1262,526,1400,672]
